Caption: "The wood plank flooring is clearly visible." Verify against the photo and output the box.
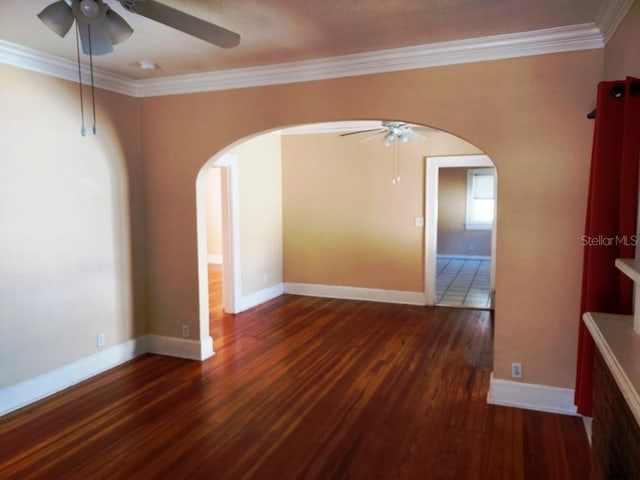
[0,266,590,479]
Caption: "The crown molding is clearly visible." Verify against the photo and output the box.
[136,23,603,97]
[0,40,138,96]
[1,22,605,99]
[595,0,635,44]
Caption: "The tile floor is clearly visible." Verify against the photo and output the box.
[436,255,492,309]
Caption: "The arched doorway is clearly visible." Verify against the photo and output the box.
[195,121,496,352]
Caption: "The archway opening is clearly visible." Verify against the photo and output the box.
[195,121,496,352]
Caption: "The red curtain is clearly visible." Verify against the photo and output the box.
[575,77,640,416]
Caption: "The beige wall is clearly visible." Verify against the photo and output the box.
[204,168,223,259]
[0,65,145,387]
[437,168,492,256]
[282,131,480,291]
[140,49,602,388]
[604,0,640,80]
[228,133,283,295]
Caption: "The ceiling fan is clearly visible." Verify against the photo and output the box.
[340,121,432,184]
[340,121,427,146]
[38,0,241,56]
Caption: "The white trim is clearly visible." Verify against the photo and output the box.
[215,155,242,314]
[425,154,496,306]
[146,334,214,361]
[0,337,147,416]
[196,169,214,349]
[583,312,640,427]
[487,373,578,416]
[135,24,603,97]
[238,284,285,313]
[1,23,604,98]
[0,39,138,96]
[595,0,635,45]
[207,254,223,264]
[283,282,426,305]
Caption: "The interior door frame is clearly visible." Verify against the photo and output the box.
[424,154,496,305]
[196,153,242,352]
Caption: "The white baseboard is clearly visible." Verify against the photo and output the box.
[437,254,492,260]
[0,337,147,417]
[283,282,426,306]
[238,283,285,312]
[487,373,578,416]
[146,334,214,361]
[207,254,223,264]
[0,334,215,417]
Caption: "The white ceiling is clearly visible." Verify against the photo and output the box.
[0,0,625,82]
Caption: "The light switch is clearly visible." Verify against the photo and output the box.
[415,216,425,227]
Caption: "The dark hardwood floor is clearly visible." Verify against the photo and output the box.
[0,265,590,479]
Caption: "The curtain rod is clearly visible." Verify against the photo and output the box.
[587,81,640,119]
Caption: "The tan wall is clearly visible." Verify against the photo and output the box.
[0,65,145,387]
[204,168,223,259]
[140,49,602,389]
[228,133,283,295]
[437,168,492,256]
[282,131,480,291]
[604,0,640,80]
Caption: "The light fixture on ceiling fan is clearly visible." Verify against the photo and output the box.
[37,0,241,136]
[39,0,132,55]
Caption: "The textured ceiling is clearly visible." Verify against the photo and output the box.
[0,0,606,79]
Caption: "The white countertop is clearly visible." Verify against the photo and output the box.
[583,311,640,426]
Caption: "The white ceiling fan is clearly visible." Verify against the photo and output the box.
[37,0,240,136]
[340,121,431,184]
[38,0,241,56]
[340,121,427,146]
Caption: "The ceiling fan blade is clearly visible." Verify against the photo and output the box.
[120,0,240,48]
[406,130,426,141]
[412,126,439,132]
[361,131,386,142]
[339,128,384,137]
[78,20,114,55]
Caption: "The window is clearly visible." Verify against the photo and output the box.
[466,168,495,230]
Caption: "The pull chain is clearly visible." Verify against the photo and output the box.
[75,23,86,136]
[87,24,98,135]
[392,139,401,184]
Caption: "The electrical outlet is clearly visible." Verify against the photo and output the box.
[181,324,190,338]
[511,362,522,378]
[96,333,105,348]
[263,273,269,284]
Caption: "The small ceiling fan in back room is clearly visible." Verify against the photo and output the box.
[340,121,428,146]
[37,0,241,135]
[341,121,430,184]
